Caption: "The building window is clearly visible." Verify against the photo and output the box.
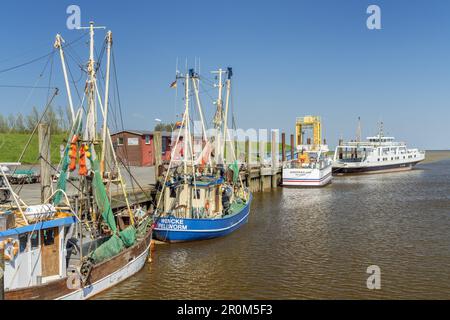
[118,137,124,146]
[128,137,139,146]
[162,138,167,152]
[145,135,151,145]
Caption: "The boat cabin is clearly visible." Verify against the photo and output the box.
[0,209,76,291]
[163,177,226,219]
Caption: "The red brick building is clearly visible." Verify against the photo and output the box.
[111,130,172,166]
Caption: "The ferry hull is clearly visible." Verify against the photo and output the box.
[282,166,332,187]
[332,160,422,175]
[153,195,252,242]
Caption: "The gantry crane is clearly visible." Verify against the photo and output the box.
[295,115,322,150]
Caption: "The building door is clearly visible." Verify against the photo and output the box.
[40,227,60,277]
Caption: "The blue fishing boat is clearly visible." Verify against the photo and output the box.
[152,67,252,242]
[153,192,252,242]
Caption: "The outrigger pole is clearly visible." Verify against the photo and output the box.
[54,34,75,123]
[100,31,113,173]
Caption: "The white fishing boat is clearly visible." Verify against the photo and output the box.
[0,22,153,300]
[332,122,426,175]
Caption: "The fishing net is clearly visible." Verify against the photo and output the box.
[90,234,125,264]
[53,113,83,205]
[90,158,117,233]
[119,225,136,247]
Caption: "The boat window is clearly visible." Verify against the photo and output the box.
[43,229,55,246]
[169,187,177,198]
[193,189,201,199]
[30,232,39,249]
[19,233,28,252]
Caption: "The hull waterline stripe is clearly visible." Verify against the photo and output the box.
[154,208,250,233]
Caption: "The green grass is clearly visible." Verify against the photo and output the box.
[0,133,68,164]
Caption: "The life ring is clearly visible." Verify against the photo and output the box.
[205,201,210,211]
[0,238,19,261]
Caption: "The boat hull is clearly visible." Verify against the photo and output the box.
[153,195,252,242]
[332,160,422,175]
[282,166,332,187]
[4,228,153,300]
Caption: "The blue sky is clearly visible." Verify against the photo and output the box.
[0,0,449,149]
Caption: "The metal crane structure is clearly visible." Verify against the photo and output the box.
[295,115,322,150]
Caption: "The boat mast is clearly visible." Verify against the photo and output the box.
[78,21,105,223]
[223,68,232,162]
[356,116,361,143]
[183,72,190,182]
[212,68,226,164]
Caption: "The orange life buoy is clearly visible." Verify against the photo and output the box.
[0,238,19,261]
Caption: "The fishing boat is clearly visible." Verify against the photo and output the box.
[0,22,153,300]
[332,122,426,175]
[152,68,252,242]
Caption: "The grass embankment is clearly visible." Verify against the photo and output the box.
[0,133,68,164]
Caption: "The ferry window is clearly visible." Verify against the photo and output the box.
[378,158,380,162]
[19,233,28,252]
[30,232,39,249]
[43,229,55,246]
[170,187,177,198]
[193,189,201,199]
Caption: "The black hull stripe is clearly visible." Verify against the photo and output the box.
[332,161,421,174]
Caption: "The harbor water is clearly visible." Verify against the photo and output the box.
[96,155,450,299]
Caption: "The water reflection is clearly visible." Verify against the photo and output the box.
[97,160,450,299]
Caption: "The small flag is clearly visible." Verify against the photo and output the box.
[169,80,177,88]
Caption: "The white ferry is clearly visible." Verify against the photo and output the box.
[332,131,425,175]
[282,145,332,187]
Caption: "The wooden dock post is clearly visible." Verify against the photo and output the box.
[153,131,162,180]
[0,245,4,300]
[271,130,278,188]
[281,132,286,162]
[290,134,294,160]
[38,123,52,203]
[245,137,250,169]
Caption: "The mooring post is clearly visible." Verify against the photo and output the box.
[290,134,294,160]
[245,137,250,169]
[281,132,286,162]
[153,131,162,181]
[271,130,278,188]
[38,123,52,203]
[0,245,5,300]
